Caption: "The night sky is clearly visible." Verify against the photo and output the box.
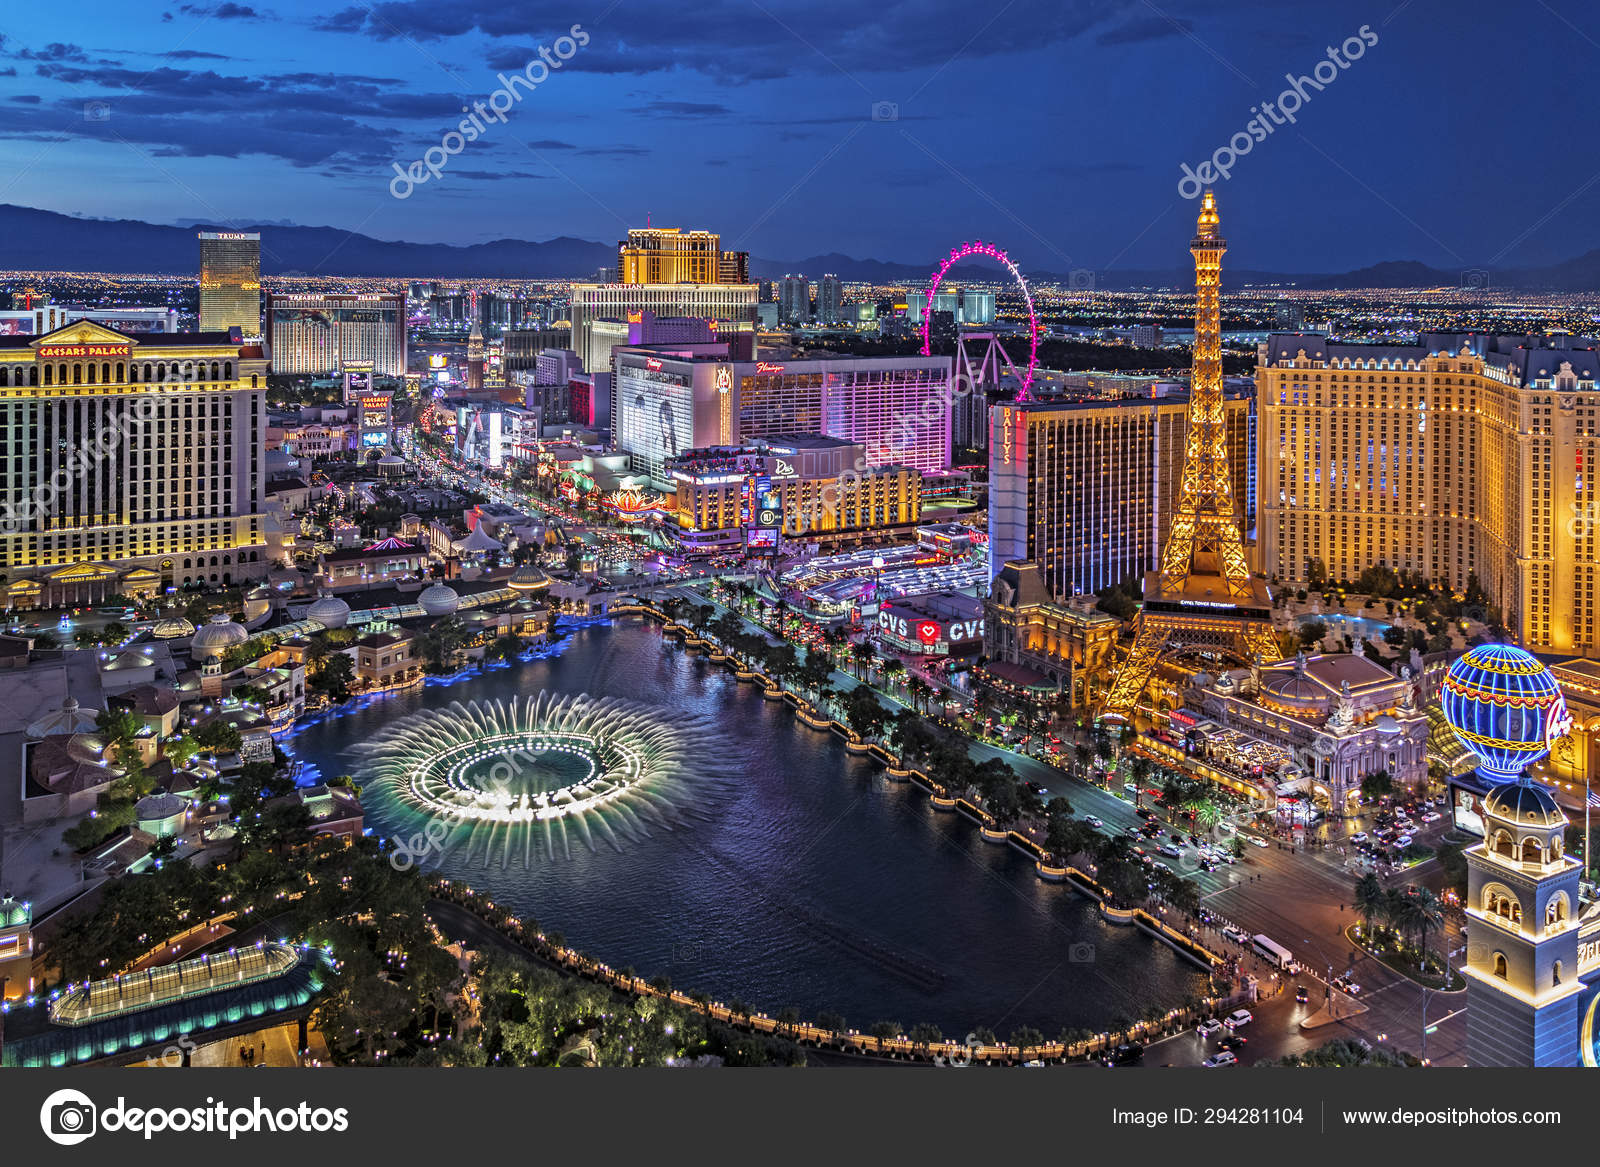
[0,0,1595,274]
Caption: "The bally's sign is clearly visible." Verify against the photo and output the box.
[38,343,132,359]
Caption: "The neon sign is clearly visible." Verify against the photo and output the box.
[38,343,131,359]
[756,362,785,374]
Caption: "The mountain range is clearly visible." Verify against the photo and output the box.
[6,203,1600,291]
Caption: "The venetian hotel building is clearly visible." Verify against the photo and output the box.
[0,321,268,607]
[1257,331,1600,656]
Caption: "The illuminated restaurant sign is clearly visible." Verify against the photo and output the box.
[38,343,131,359]
[755,362,785,373]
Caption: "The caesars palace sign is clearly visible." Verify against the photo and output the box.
[37,343,132,360]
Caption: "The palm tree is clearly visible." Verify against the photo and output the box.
[1353,873,1386,939]
[1188,798,1223,829]
[1392,887,1445,970]
[906,675,932,714]
[849,640,875,678]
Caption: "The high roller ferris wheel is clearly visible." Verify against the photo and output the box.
[919,240,1040,401]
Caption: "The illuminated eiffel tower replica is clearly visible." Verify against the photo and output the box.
[1101,190,1277,718]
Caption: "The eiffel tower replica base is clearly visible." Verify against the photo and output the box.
[1100,570,1279,719]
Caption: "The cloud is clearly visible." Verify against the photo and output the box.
[16,43,96,62]
[446,169,548,180]
[626,100,730,117]
[1096,15,1192,45]
[313,0,1127,82]
[179,3,272,19]
[576,146,649,157]
[523,139,576,150]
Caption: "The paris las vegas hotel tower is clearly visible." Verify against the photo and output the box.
[1258,328,1600,656]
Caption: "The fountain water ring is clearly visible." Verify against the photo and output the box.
[360,693,708,866]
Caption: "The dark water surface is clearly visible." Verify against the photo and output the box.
[285,618,1208,1035]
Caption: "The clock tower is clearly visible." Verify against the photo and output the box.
[1464,775,1583,1065]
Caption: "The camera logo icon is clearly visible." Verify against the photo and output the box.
[870,100,900,122]
[1068,941,1096,963]
[40,1089,97,1146]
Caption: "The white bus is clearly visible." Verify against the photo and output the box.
[1251,934,1296,971]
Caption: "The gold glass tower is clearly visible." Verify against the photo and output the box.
[197,231,261,334]
[1102,191,1276,717]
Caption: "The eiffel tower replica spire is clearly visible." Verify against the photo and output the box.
[1101,191,1277,718]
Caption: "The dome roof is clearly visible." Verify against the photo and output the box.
[1483,776,1567,828]
[27,696,101,739]
[135,792,187,821]
[419,583,460,616]
[508,563,551,591]
[242,587,273,622]
[151,617,196,640]
[1261,671,1324,705]
[1442,643,1571,779]
[190,612,250,654]
[307,593,352,629]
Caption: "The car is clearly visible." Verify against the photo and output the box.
[1224,1008,1252,1028]
[1169,833,1185,845]
[1422,811,1442,823]
[1217,822,1236,835]
[1215,1034,1248,1051]
[1350,832,1368,842]
[1159,843,1182,858]
[1154,862,1173,875]
[1295,986,1309,1003]
[1196,1019,1223,1037]
[1203,1051,1238,1068]
[1084,815,1103,829]
[1107,1042,1144,1065]
[1221,925,1250,944]
[1246,835,1270,849]
[1124,781,1139,793]
[1333,976,1362,995]
[1395,834,1414,848]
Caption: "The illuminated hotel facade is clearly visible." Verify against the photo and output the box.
[616,227,749,286]
[0,321,268,605]
[987,388,1255,599]
[265,292,406,376]
[1257,330,1600,656]
[197,231,261,334]
[667,438,921,551]
[613,349,952,486]
[568,283,758,377]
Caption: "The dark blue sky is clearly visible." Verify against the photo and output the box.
[1,0,1595,274]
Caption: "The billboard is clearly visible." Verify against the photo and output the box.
[755,476,781,529]
[745,528,779,551]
